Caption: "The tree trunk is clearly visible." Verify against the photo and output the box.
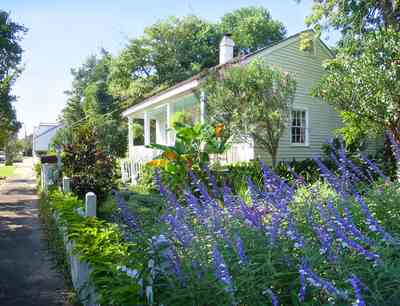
[4,141,13,166]
[271,150,277,169]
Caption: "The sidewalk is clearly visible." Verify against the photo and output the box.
[0,158,71,306]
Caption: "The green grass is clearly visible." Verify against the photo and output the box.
[0,165,15,177]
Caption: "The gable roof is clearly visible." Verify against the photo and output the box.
[122,30,333,117]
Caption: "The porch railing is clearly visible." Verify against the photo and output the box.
[121,146,161,184]
[121,142,253,185]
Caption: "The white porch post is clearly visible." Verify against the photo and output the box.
[144,111,150,145]
[128,116,133,159]
[200,91,206,124]
[166,103,171,145]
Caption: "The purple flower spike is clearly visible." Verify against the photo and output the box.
[306,211,337,262]
[298,268,307,301]
[235,234,248,264]
[314,157,346,197]
[386,132,400,163]
[203,164,220,197]
[247,177,262,207]
[353,192,396,244]
[185,190,205,220]
[360,154,388,181]
[113,191,140,232]
[347,274,367,306]
[163,214,194,248]
[263,288,279,306]
[222,184,240,217]
[300,261,347,299]
[316,204,380,263]
[268,211,283,245]
[189,171,219,210]
[212,244,233,288]
[286,217,305,249]
[239,198,262,229]
[326,201,374,246]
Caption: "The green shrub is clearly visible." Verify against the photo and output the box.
[48,190,147,305]
[62,125,116,202]
[38,189,81,305]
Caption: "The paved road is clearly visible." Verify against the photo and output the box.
[0,158,71,306]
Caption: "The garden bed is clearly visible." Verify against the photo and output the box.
[39,145,400,305]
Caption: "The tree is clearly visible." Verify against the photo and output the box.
[303,2,399,138]
[302,0,400,176]
[0,10,26,155]
[220,6,286,54]
[202,59,297,167]
[304,0,400,37]
[109,7,287,107]
[109,15,221,105]
[0,10,27,78]
[57,51,127,157]
[0,73,20,147]
[313,29,400,161]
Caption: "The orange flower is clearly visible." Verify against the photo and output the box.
[214,123,224,137]
[146,159,169,168]
[162,150,178,160]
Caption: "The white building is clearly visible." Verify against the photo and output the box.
[32,123,63,158]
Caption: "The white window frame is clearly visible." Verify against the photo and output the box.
[290,108,309,146]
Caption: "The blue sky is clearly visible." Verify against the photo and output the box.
[3,0,338,135]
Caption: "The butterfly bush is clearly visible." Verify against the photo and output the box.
[141,136,400,305]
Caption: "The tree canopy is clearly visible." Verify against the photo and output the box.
[0,10,26,148]
[202,59,297,167]
[220,6,286,54]
[305,0,400,37]
[303,1,400,148]
[109,6,287,108]
[56,51,127,157]
[313,29,400,144]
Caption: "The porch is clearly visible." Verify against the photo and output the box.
[120,91,254,184]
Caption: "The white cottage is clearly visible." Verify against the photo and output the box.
[121,30,377,183]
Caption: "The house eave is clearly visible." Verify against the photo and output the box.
[122,79,201,117]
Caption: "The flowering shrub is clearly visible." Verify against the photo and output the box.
[144,142,400,305]
[51,133,400,305]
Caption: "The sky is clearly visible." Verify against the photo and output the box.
[2,0,339,136]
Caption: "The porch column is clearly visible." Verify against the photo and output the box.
[127,116,133,159]
[144,111,150,145]
[200,91,206,124]
[166,103,171,145]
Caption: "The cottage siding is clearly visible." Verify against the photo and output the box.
[251,38,343,163]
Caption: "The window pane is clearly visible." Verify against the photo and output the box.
[291,110,307,144]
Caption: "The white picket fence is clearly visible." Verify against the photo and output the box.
[43,175,99,306]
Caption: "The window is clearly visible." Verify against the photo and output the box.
[291,110,307,145]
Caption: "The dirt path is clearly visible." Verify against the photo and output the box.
[0,158,71,306]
